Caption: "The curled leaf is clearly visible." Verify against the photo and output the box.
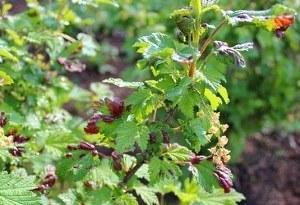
[274,15,295,38]
[214,41,254,68]
[223,4,296,37]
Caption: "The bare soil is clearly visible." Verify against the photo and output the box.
[234,132,300,205]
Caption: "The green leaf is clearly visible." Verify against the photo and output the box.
[204,89,222,110]
[162,144,192,163]
[0,172,41,205]
[198,64,225,91]
[166,77,192,103]
[134,186,159,205]
[115,193,138,205]
[173,179,200,204]
[103,78,144,89]
[87,187,112,205]
[89,159,120,188]
[57,153,94,181]
[115,121,149,152]
[195,188,245,205]
[196,161,219,192]
[190,118,210,146]
[0,71,14,86]
[126,89,162,122]
[134,33,175,59]
[149,157,181,183]
[217,86,230,104]
[178,89,199,118]
[135,164,150,181]
[57,189,78,205]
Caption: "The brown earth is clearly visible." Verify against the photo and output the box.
[233,132,300,205]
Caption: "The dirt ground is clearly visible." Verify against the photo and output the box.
[233,132,300,205]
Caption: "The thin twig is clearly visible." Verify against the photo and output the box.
[121,160,144,185]
[200,19,227,55]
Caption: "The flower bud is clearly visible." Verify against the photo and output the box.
[190,155,206,165]
[35,166,57,192]
[79,141,95,151]
[214,166,233,193]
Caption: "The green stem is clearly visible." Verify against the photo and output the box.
[200,19,227,55]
